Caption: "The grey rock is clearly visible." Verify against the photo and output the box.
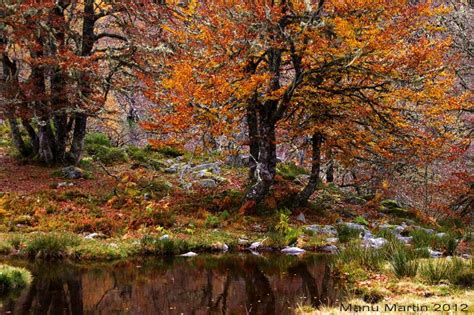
[428,248,443,258]
[84,232,106,240]
[461,254,472,259]
[396,235,413,244]
[296,213,306,223]
[196,179,218,188]
[305,225,337,236]
[281,246,305,255]
[319,245,338,254]
[436,233,447,238]
[249,242,262,250]
[192,163,220,174]
[342,222,368,232]
[363,237,388,249]
[180,251,198,257]
[59,166,84,179]
[325,238,339,244]
[226,154,250,167]
[159,234,170,240]
[164,164,179,173]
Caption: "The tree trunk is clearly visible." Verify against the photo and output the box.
[21,119,39,154]
[70,113,87,165]
[54,113,68,163]
[8,119,28,157]
[246,103,259,181]
[245,116,277,203]
[37,119,56,165]
[294,133,322,206]
[326,150,334,183]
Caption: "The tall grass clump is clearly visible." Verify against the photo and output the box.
[0,265,32,295]
[389,246,419,278]
[337,225,362,243]
[26,233,81,259]
[336,242,386,271]
[140,236,189,255]
[419,258,472,285]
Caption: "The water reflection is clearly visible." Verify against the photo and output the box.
[1,254,344,314]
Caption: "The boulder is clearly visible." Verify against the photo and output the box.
[296,213,306,223]
[305,225,337,236]
[226,154,250,167]
[281,246,305,255]
[191,163,221,174]
[59,166,84,179]
[363,237,388,249]
[248,242,262,250]
[195,179,218,188]
[428,248,443,258]
[211,242,229,252]
[319,245,338,254]
[180,251,198,257]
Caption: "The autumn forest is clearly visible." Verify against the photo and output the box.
[0,0,472,314]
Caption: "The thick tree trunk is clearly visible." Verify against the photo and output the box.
[245,116,277,203]
[37,120,56,165]
[70,113,87,165]
[21,119,39,154]
[54,113,68,163]
[295,133,323,206]
[247,103,259,181]
[8,119,28,157]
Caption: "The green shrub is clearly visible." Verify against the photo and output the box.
[354,216,369,226]
[336,243,387,271]
[25,233,81,259]
[452,269,474,288]
[0,265,32,295]
[140,236,189,255]
[410,229,435,249]
[153,146,183,157]
[420,259,452,284]
[337,225,362,243]
[126,146,148,162]
[205,215,220,228]
[85,132,111,147]
[0,240,12,255]
[276,163,307,180]
[389,246,419,278]
[97,147,128,165]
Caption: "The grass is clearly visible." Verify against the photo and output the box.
[25,233,81,259]
[336,225,362,243]
[419,258,472,285]
[0,265,32,295]
[335,241,387,271]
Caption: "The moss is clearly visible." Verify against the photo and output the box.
[276,162,308,180]
[70,240,139,260]
[152,145,184,157]
[0,265,32,295]
[0,240,12,255]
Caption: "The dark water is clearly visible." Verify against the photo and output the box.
[0,254,344,315]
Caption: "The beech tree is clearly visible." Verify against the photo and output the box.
[0,0,128,164]
[135,0,463,209]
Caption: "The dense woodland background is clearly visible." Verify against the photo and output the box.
[0,0,472,220]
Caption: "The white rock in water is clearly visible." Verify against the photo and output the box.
[180,252,198,257]
[249,242,262,250]
[281,247,305,255]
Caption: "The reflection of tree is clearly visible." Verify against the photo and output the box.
[7,255,342,314]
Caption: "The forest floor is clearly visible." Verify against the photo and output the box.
[0,137,472,312]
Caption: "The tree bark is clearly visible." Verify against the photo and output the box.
[8,119,28,156]
[37,120,56,165]
[70,113,87,165]
[21,119,39,154]
[294,133,322,206]
[246,102,259,181]
[245,114,277,203]
[326,150,334,183]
